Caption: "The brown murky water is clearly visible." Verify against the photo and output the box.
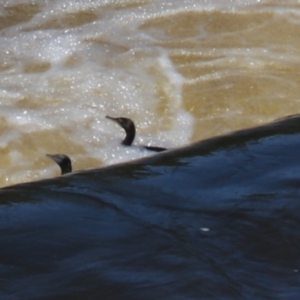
[1,0,300,186]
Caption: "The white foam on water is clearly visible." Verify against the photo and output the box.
[157,50,194,145]
[0,0,195,185]
[0,0,298,186]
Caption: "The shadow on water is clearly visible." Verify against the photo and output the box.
[1,115,300,299]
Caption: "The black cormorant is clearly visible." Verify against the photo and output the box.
[106,116,166,152]
[46,154,72,175]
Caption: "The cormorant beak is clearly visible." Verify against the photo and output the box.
[46,153,58,162]
[106,115,117,121]
[46,154,66,165]
[106,115,121,125]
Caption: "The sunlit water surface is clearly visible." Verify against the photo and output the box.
[2,1,300,299]
[1,0,300,186]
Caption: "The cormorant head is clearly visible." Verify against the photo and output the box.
[106,116,136,145]
[46,154,72,175]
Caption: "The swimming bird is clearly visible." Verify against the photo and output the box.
[105,116,167,152]
[46,154,72,175]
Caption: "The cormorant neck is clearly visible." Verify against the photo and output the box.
[106,116,167,151]
[47,154,72,175]
[122,122,135,146]
[61,164,72,175]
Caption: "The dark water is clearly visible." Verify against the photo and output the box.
[1,115,300,299]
